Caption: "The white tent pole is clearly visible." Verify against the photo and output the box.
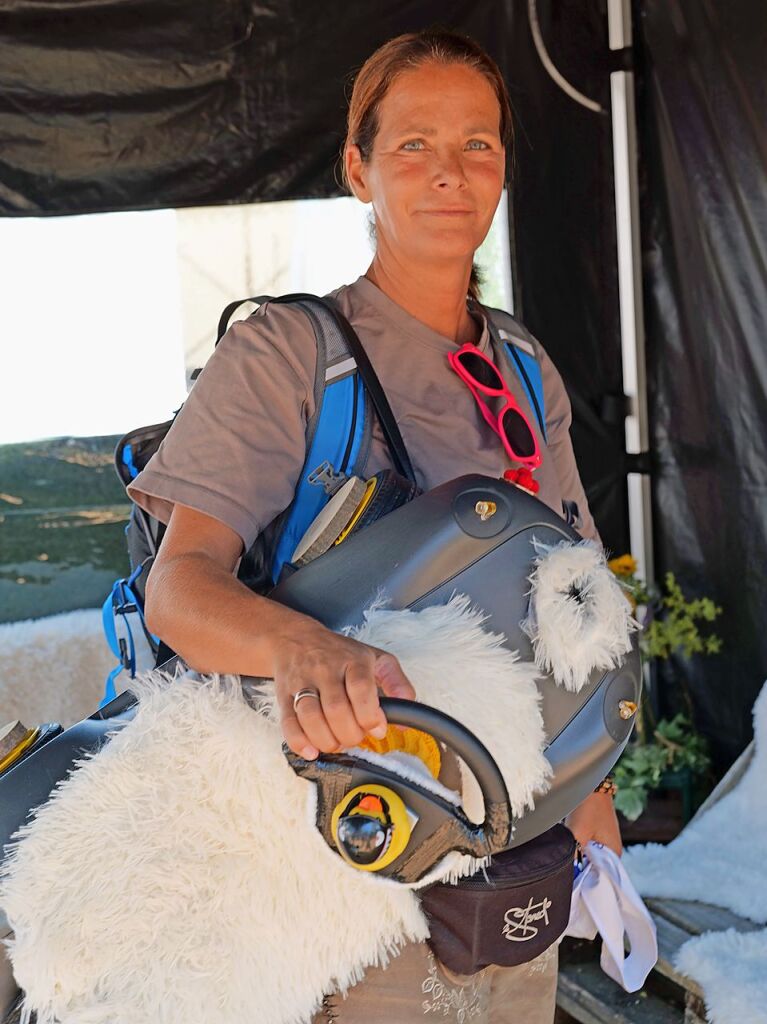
[607,0,655,586]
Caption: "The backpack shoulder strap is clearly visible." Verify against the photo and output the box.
[222,292,418,585]
[216,293,372,475]
[484,307,547,443]
[103,293,374,693]
[241,294,373,585]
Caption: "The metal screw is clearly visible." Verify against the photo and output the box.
[474,500,497,522]
[618,700,638,720]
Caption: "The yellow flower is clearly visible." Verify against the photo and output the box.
[608,554,638,578]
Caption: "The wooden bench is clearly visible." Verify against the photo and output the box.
[556,740,759,1023]
[556,894,759,1023]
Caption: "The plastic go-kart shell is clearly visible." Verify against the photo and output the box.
[286,697,512,884]
[0,476,640,862]
[0,474,639,1023]
[271,474,642,848]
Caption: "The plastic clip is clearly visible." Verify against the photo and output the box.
[307,461,348,496]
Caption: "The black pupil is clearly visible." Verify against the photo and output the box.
[501,408,535,458]
[458,352,504,389]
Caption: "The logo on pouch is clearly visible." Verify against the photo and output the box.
[502,896,552,941]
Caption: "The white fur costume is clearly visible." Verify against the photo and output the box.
[1,597,551,1024]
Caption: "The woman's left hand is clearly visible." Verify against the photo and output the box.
[565,791,623,857]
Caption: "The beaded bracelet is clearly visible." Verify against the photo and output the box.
[593,775,618,798]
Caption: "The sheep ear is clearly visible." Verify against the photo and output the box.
[522,540,639,692]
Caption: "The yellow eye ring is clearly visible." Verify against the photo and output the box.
[330,783,413,872]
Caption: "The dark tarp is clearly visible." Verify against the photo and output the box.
[636,0,767,766]
[0,0,511,215]
[504,1,630,558]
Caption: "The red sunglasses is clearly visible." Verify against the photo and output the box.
[448,344,542,470]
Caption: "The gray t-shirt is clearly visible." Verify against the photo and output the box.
[128,275,599,548]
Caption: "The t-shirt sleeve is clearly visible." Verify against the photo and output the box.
[127,302,318,552]
[538,344,602,546]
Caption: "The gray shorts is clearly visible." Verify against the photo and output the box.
[313,941,558,1024]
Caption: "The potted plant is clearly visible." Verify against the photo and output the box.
[607,556,722,838]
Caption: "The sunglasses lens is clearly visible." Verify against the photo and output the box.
[501,407,536,459]
[457,352,504,390]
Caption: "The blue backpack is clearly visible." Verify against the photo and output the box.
[102,294,546,703]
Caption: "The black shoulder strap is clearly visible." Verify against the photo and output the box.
[216,296,273,344]
[314,299,417,486]
[217,292,417,486]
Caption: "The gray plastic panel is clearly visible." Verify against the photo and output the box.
[0,475,641,876]
[509,660,640,847]
[273,474,642,841]
[272,476,576,627]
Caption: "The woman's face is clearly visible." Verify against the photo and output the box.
[347,62,506,271]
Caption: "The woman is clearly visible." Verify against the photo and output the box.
[130,30,621,1023]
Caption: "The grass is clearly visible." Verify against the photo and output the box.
[0,436,131,622]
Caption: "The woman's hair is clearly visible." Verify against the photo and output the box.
[342,29,513,300]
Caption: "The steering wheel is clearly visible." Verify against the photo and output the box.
[285,697,512,884]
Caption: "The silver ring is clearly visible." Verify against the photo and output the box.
[293,688,320,711]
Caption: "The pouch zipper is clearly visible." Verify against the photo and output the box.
[449,842,575,891]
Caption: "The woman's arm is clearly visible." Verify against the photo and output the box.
[565,790,623,856]
[145,504,415,759]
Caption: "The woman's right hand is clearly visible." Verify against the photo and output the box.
[146,505,415,756]
[272,619,416,760]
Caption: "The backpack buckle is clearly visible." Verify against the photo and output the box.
[307,461,348,496]
[111,579,136,617]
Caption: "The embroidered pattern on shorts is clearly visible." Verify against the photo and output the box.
[421,955,484,1022]
[524,943,557,976]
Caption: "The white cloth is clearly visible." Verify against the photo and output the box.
[565,842,658,992]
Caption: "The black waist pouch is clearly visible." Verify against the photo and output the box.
[420,824,576,974]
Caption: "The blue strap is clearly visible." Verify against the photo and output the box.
[504,343,547,443]
[271,374,366,583]
[121,443,140,480]
[100,564,159,706]
[101,582,137,705]
[102,664,124,707]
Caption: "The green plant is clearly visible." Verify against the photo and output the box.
[608,558,722,821]
[642,572,722,662]
[613,714,712,821]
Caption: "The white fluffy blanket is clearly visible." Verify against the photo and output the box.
[675,930,767,1024]
[0,609,110,728]
[1,597,550,1024]
[624,680,767,1023]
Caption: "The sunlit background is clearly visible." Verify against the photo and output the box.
[1,193,512,621]
[2,193,512,444]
